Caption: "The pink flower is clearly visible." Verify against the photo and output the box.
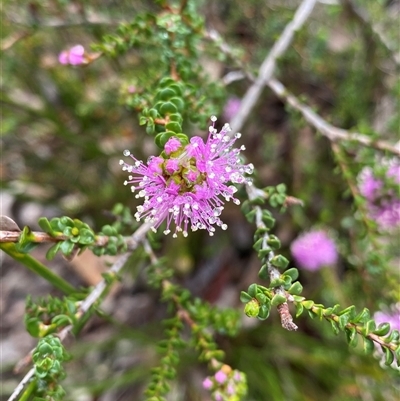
[290,230,338,271]
[202,377,213,390]
[58,45,86,66]
[358,167,382,201]
[223,97,241,121]
[164,137,181,155]
[358,163,400,230]
[214,370,227,384]
[374,307,400,332]
[120,117,253,237]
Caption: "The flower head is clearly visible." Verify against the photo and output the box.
[202,366,247,401]
[202,377,213,390]
[120,117,253,237]
[215,370,227,384]
[290,230,338,271]
[58,45,86,66]
[358,162,400,230]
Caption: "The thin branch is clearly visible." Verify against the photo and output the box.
[207,29,400,156]
[0,227,149,251]
[340,0,400,66]
[267,78,400,156]
[7,369,35,401]
[229,0,317,133]
[7,221,152,401]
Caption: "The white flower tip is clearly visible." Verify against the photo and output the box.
[235,132,242,139]
[164,229,171,235]
[119,160,124,165]
[183,231,188,237]
[221,224,228,230]
[210,115,217,122]
[123,150,131,156]
[123,181,128,185]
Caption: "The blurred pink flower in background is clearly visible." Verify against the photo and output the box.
[374,306,400,332]
[290,230,338,271]
[223,97,241,121]
[58,45,86,66]
[358,163,400,230]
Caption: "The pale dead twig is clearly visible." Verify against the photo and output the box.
[267,78,400,156]
[208,7,399,156]
[229,0,318,133]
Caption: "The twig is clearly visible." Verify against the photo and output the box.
[246,186,298,331]
[267,79,400,156]
[207,8,400,156]
[340,0,400,66]
[229,0,317,133]
[7,369,35,401]
[7,221,152,401]
[0,228,151,251]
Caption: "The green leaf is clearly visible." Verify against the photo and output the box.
[253,238,263,251]
[52,314,73,327]
[338,313,351,330]
[25,317,41,337]
[363,337,375,354]
[79,228,95,245]
[258,304,270,320]
[155,131,175,148]
[165,122,182,133]
[159,101,178,115]
[240,291,253,303]
[330,319,339,335]
[46,242,61,260]
[362,319,376,336]
[38,217,55,235]
[373,322,391,336]
[271,293,286,306]
[169,113,183,123]
[283,268,299,281]
[258,264,269,280]
[60,216,74,228]
[247,284,257,297]
[383,346,394,366]
[16,226,38,253]
[302,300,314,310]
[270,255,289,269]
[169,97,185,112]
[276,183,286,194]
[245,209,256,223]
[267,235,281,250]
[256,293,267,304]
[139,115,148,125]
[288,281,303,295]
[249,197,265,206]
[270,278,284,287]
[295,302,304,317]
[345,327,358,347]
[159,88,176,100]
[60,240,75,256]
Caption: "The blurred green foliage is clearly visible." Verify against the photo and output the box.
[2,0,400,400]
